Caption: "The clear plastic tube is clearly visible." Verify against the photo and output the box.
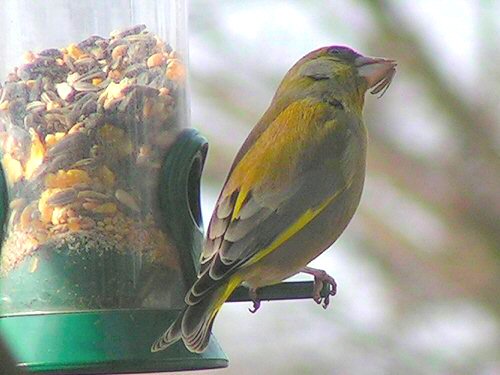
[0,0,188,314]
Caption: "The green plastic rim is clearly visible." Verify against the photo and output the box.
[0,309,228,374]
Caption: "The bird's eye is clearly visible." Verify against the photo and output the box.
[308,73,330,81]
[325,98,344,110]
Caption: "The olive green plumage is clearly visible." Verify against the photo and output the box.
[152,46,396,353]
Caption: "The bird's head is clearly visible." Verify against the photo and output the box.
[275,46,396,113]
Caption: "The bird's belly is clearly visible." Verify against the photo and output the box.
[241,173,365,288]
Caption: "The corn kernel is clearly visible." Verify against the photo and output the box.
[67,43,84,59]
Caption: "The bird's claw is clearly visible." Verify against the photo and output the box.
[249,299,261,313]
[302,267,337,309]
[248,288,261,313]
[314,272,337,309]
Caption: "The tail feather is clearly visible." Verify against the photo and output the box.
[151,279,240,353]
[150,308,184,352]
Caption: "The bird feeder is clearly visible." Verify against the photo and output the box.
[0,1,329,373]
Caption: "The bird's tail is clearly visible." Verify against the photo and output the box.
[151,277,240,353]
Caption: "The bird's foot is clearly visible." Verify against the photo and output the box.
[248,287,261,313]
[300,266,337,309]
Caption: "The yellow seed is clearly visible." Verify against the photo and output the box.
[158,87,170,96]
[92,78,103,86]
[46,101,61,111]
[68,221,80,232]
[147,53,166,68]
[45,169,91,188]
[39,189,60,223]
[25,129,46,179]
[40,206,53,224]
[45,134,55,146]
[165,59,186,82]
[111,45,128,60]
[44,132,65,148]
[51,206,67,225]
[109,79,128,99]
[68,122,84,135]
[0,101,9,111]
[67,43,84,59]
[24,51,36,63]
[2,154,23,185]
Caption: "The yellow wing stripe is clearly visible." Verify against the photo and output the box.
[231,188,249,221]
[246,181,351,266]
[209,275,243,320]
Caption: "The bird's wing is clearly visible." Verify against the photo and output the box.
[188,98,364,303]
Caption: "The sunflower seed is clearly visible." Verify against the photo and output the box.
[110,24,146,39]
[78,190,110,201]
[123,63,147,78]
[38,48,63,58]
[78,35,105,49]
[72,81,100,92]
[70,157,97,169]
[47,189,77,206]
[115,189,140,212]
[46,131,90,159]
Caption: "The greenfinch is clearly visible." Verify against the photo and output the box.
[152,46,396,353]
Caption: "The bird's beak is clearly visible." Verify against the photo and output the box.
[355,56,397,96]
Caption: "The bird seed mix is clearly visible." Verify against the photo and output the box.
[0,25,185,275]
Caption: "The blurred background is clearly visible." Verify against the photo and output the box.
[185,0,500,374]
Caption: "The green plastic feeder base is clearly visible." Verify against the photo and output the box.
[0,309,228,374]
